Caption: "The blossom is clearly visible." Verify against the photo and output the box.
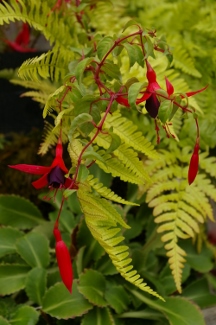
[9,139,71,189]
[3,23,35,53]
[188,142,199,185]
[53,226,73,293]
[116,60,207,118]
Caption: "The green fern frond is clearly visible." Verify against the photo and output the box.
[38,121,60,155]
[20,91,48,105]
[93,132,151,182]
[172,43,201,78]
[95,149,145,185]
[18,51,72,82]
[0,0,75,51]
[10,78,55,93]
[104,112,158,159]
[87,174,139,206]
[143,147,215,292]
[77,187,164,301]
[43,85,66,118]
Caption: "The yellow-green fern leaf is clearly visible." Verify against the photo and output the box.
[0,0,75,51]
[143,148,216,292]
[18,51,72,82]
[92,131,151,182]
[104,112,158,159]
[38,121,60,155]
[96,150,145,185]
[87,174,139,206]
[77,188,164,301]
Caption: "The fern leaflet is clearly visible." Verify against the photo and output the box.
[77,187,164,301]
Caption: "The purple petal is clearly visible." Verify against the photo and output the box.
[145,93,160,118]
[47,166,65,188]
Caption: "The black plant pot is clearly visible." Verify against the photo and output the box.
[0,52,44,133]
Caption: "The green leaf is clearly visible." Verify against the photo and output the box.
[144,36,155,59]
[95,254,118,276]
[42,281,92,319]
[122,19,140,33]
[77,164,89,183]
[0,195,44,229]
[0,227,23,258]
[181,241,214,273]
[78,270,107,307]
[123,43,144,67]
[16,232,50,268]
[10,306,39,325]
[0,265,30,295]
[97,36,113,61]
[183,277,216,309]
[106,132,121,154]
[154,296,205,325]
[132,290,205,325]
[74,57,94,83]
[82,307,114,325]
[0,297,17,320]
[68,113,93,139]
[105,285,130,313]
[158,100,173,124]
[77,219,105,266]
[0,316,10,325]
[128,82,145,109]
[102,62,121,80]
[25,267,47,305]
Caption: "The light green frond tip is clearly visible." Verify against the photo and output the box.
[77,188,164,301]
[87,174,139,206]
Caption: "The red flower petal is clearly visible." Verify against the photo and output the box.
[185,85,208,98]
[146,60,157,83]
[32,174,48,189]
[9,164,51,175]
[136,92,151,104]
[188,143,199,185]
[51,157,68,173]
[15,23,30,46]
[115,95,130,107]
[165,77,174,96]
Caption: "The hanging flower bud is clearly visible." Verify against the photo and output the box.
[53,228,73,293]
[188,142,199,185]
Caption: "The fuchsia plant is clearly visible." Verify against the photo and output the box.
[8,13,208,293]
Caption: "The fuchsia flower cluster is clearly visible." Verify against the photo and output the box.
[115,60,207,185]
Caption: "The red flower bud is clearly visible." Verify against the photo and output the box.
[53,228,73,293]
[188,143,199,185]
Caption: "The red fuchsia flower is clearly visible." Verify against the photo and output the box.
[3,23,35,53]
[53,225,73,293]
[188,141,199,185]
[9,139,72,190]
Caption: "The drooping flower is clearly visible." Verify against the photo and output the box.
[9,139,71,189]
[3,23,35,53]
[188,142,199,185]
[53,226,73,293]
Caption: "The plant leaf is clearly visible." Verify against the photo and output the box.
[25,267,47,305]
[97,36,113,61]
[10,306,39,325]
[78,269,107,307]
[16,232,50,268]
[0,195,44,229]
[105,284,130,313]
[0,227,23,258]
[0,265,30,295]
[183,277,216,309]
[82,307,115,325]
[42,281,92,319]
